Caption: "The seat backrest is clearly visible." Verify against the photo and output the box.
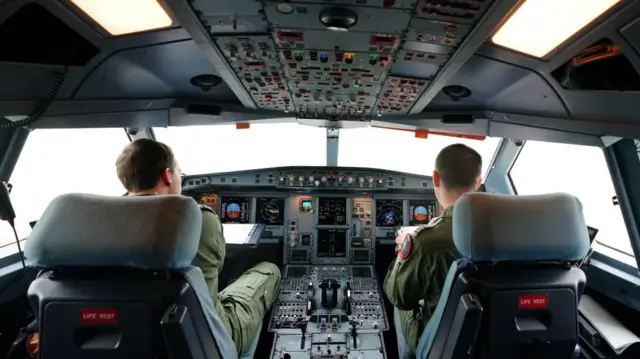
[24,193,238,359]
[417,192,590,359]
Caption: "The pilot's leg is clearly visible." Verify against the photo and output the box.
[398,309,421,359]
[218,261,282,356]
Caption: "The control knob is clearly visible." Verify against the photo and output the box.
[298,175,304,181]
[348,177,354,183]
[321,176,327,182]
[358,177,365,183]
[315,180,320,186]
[309,176,315,181]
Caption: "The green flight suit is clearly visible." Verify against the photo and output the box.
[383,206,461,358]
[193,205,281,356]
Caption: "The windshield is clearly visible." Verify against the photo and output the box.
[154,123,501,176]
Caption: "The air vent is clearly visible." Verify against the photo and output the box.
[551,38,640,91]
[0,4,99,66]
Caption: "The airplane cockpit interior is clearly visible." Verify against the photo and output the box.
[2,0,640,359]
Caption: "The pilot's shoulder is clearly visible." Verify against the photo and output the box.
[199,204,219,217]
[413,217,454,249]
[412,217,444,237]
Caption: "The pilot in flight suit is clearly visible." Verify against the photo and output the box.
[115,139,281,357]
[195,204,281,356]
[382,143,483,358]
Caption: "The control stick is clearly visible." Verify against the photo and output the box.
[319,280,329,308]
[349,320,358,349]
[330,280,341,309]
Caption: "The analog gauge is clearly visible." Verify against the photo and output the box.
[299,198,313,213]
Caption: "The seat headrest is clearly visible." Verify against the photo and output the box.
[452,192,590,262]
[25,193,202,269]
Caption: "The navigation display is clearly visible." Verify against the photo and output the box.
[220,196,250,223]
[256,197,285,226]
[317,229,347,257]
[375,200,403,227]
[409,200,437,225]
[318,197,347,225]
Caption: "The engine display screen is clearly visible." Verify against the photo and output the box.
[317,229,347,258]
[375,200,403,227]
[256,197,285,226]
[220,196,250,223]
[318,197,347,225]
[408,200,437,225]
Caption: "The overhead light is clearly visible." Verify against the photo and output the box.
[319,7,358,32]
[491,0,620,58]
[71,0,173,36]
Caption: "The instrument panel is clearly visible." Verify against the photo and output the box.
[193,192,438,265]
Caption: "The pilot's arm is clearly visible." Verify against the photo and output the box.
[383,233,435,311]
[193,205,226,298]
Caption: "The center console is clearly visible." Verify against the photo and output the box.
[269,195,388,359]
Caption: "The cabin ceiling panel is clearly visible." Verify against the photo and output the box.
[75,40,237,101]
[427,55,567,117]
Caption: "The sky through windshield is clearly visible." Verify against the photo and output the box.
[154,123,501,177]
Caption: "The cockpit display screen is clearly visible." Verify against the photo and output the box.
[317,229,347,258]
[318,197,347,225]
[408,200,437,225]
[256,197,285,226]
[375,200,403,227]
[220,197,250,223]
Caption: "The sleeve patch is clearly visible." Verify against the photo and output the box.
[399,234,412,259]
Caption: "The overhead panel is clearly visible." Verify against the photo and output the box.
[188,0,494,120]
[214,36,293,111]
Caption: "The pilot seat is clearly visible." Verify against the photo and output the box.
[24,193,260,359]
[394,192,591,359]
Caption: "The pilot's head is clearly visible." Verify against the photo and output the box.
[433,143,482,208]
[116,139,182,196]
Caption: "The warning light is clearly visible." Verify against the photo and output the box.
[319,52,329,63]
[344,52,354,64]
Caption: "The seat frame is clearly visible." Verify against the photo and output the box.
[28,268,224,359]
[420,262,586,359]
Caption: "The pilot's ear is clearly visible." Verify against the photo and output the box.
[474,176,482,190]
[432,170,441,188]
[160,168,173,186]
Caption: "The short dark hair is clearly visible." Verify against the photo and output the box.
[116,139,177,192]
[434,143,482,190]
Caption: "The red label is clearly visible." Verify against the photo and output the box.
[518,295,548,309]
[80,309,118,324]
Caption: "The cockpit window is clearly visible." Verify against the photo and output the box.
[0,128,129,255]
[153,123,326,174]
[337,127,501,176]
[509,140,635,265]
